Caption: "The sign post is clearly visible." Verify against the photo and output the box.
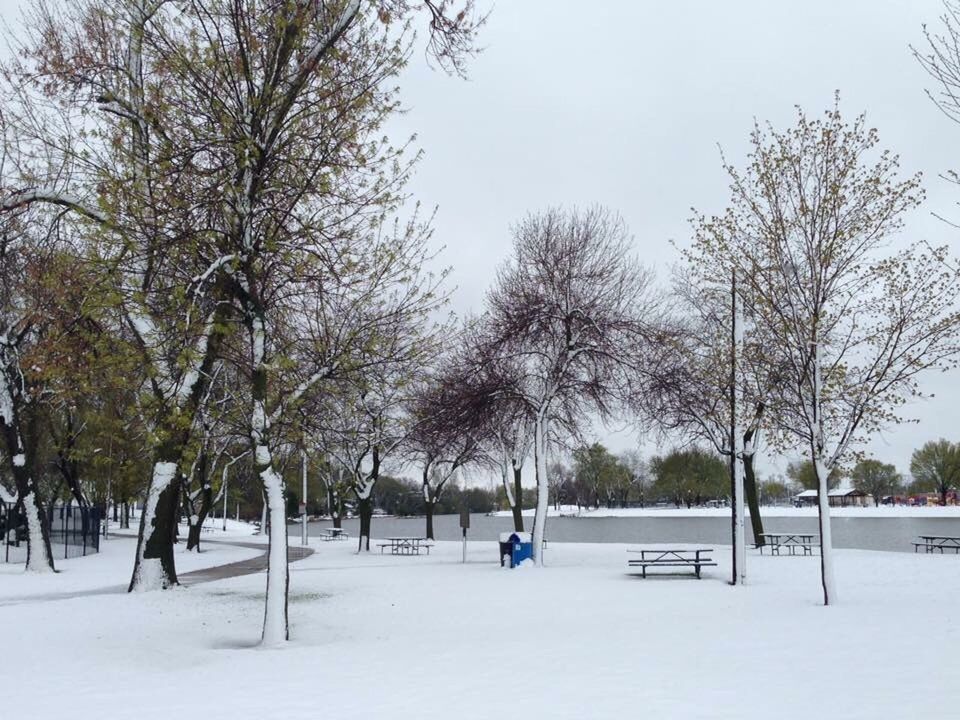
[459,510,470,563]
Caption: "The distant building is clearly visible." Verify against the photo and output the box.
[793,488,872,508]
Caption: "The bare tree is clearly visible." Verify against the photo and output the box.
[406,356,485,539]
[485,206,665,565]
[618,450,649,508]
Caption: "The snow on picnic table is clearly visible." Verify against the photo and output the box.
[4,538,959,719]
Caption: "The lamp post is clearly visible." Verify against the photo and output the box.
[301,441,308,546]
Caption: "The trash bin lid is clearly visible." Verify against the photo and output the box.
[500,531,532,543]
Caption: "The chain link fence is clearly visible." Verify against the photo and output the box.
[2,500,101,563]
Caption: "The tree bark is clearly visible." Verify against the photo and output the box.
[743,451,764,547]
[0,391,54,571]
[357,496,372,551]
[511,465,524,532]
[425,499,435,540]
[531,413,549,566]
[129,451,181,590]
[186,451,212,552]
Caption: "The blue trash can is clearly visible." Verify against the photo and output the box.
[500,532,533,567]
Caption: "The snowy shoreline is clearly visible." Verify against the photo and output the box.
[493,504,960,519]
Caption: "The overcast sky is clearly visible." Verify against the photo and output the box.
[0,1,955,481]
[382,0,960,480]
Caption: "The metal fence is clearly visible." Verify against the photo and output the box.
[2,500,101,563]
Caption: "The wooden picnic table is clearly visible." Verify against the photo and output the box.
[757,532,819,556]
[913,535,960,554]
[320,527,348,541]
[627,548,716,579]
[379,536,433,555]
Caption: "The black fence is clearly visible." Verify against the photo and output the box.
[2,500,101,563]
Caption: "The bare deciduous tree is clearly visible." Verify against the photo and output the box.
[485,206,665,565]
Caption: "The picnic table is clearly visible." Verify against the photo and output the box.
[320,527,348,541]
[627,548,716,579]
[757,532,819,556]
[913,535,960,554]
[378,536,433,555]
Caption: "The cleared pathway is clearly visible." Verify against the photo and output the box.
[179,541,312,584]
[0,538,313,606]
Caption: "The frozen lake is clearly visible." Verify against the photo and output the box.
[290,511,960,552]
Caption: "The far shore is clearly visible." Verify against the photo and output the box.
[491,504,960,519]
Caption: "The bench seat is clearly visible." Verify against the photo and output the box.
[913,542,960,553]
[627,555,716,579]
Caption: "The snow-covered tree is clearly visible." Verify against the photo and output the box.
[691,100,960,604]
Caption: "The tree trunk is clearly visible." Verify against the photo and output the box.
[357,496,372,551]
[8,444,54,572]
[129,454,181,590]
[511,465,524,532]
[122,501,130,529]
[186,452,212,552]
[260,458,289,645]
[814,454,836,605]
[0,385,54,572]
[244,304,290,645]
[531,414,549,566]
[743,451,764,547]
[425,499,435,540]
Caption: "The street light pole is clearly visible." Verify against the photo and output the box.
[222,465,228,532]
[301,443,308,546]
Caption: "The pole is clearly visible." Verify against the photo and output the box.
[104,475,110,540]
[301,444,308,546]
[222,465,229,531]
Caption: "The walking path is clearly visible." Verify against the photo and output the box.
[0,539,314,607]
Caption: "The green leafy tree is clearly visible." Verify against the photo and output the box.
[759,478,792,505]
[786,460,842,492]
[573,443,623,508]
[651,448,727,508]
[909,440,960,506]
[850,459,901,507]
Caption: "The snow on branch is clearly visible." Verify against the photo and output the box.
[0,189,107,225]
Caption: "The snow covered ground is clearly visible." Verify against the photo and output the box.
[0,530,261,601]
[496,504,960,518]
[4,535,958,719]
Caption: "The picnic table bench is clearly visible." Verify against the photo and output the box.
[913,535,960,554]
[378,536,433,555]
[627,548,716,579]
[320,527,349,541]
[757,532,819,556]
